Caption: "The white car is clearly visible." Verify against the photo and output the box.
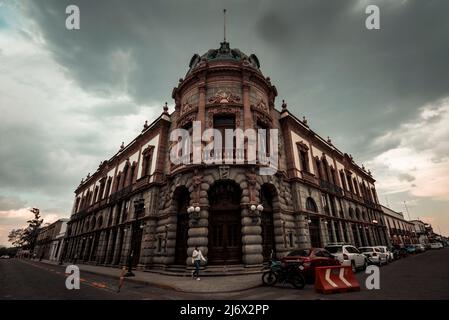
[359,247,388,265]
[325,244,367,272]
[430,242,443,249]
[0,255,10,259]
[376,246,394,262]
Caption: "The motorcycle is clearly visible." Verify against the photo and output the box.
[262,259,306,289]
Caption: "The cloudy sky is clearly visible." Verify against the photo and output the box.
[1,0,449,246]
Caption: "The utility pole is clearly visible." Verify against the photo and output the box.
[403,201,411,221]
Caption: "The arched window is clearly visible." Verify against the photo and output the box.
[142,146,154,177]
[322,157,331,182]
[339,170,347,190]
[315,159,322,179]
[349,207,355,219]
[97,216,103,229]
[355,208,361,220]
[306,197,318,212]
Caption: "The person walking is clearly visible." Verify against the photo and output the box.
[117,266,126,293]
[191,246,207,280]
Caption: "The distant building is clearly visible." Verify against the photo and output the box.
[34,219,68,261]
[381,205,417,245]
[410,220,429,246]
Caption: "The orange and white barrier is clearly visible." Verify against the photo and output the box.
[314,266,360,294]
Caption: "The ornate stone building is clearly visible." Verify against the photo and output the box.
[63,41,388,273]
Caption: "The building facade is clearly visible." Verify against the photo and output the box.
[410,220,430,246]
[63,41,388,273]
[381,205,416,246]
[34,219,68,261]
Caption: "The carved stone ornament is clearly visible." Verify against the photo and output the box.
[178,113,196,128]
[181,102,194,114]
[207,106,241,128]
[208,89,241,104]
[253,98,268,112]
[219,166,230,179]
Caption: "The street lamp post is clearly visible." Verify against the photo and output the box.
[124,198,145,277]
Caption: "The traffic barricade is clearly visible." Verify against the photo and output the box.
[314,265,360,294]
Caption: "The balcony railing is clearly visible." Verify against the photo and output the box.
[109,185,132,203]
[319,179,343,196]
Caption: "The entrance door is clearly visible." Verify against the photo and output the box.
[208,208,241,264]
[208,180,242,265]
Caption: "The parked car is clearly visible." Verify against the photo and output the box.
[376,246,394,262]
[414,244,426,253]
[325,244,367,272]
[359,247,387,266]
[430,242,443,249]
[405,244,416,254]
[281,248,340,283]
[391,244,407,259]
[0,255,10,259]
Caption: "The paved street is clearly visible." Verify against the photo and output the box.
[1,248,448,300]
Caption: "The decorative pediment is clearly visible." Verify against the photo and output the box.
[253,110,271,127]
[252,98,268,112]
[208,89,241,104]
[296,141,309,151]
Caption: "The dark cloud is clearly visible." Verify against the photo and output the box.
[398,173,416,183]
[0,196,27,211]
[23,0,449,162]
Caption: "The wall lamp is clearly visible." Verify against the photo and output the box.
[249,204,264,224]
[187,205,201,220]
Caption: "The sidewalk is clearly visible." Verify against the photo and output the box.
[36,259,262,293]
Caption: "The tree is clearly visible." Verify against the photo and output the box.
[7,208,43,250]
[8,228,26,247]
[23,208,43,251]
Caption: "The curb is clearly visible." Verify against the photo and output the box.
[35,259,263,294]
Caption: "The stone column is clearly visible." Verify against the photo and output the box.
[139,218,157,267]
[361,227,369,246]
[330,220,337,243]
[346,222,354,245]
[295,214,310,249]
[186,178,210,266]
[320,220,329,247]
[112,229,123,265]
[187,207,209,266]
[355,225,362,247]
[242,80,253,130]
[120,227,133,265]
[95,231,106,264]
[104,230,114,265]
[337,221,345,243]
[241,206,263,266]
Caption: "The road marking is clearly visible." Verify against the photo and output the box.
[339,268,352,287]
[325,269,338,287]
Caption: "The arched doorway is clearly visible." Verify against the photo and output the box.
[174,187,190,265]
[260,184,276,261]
[309,218,322,247]
[306,197,321,247]
[208,180,242,265]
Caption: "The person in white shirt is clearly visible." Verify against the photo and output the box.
[192,246,207,280]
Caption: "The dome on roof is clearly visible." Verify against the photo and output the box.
[187,41,261,74]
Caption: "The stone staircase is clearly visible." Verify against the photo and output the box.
[145,264,265,277]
